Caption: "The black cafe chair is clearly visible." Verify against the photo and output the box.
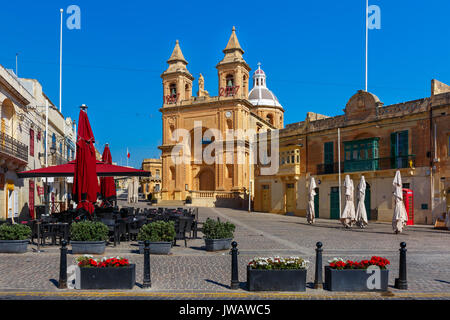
[173,217,193,247]
[101,218,119,246]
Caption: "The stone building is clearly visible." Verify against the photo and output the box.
[140,158,162,200]
[254,80,450,225]
[158,27,279,207]
[0,64,76,220]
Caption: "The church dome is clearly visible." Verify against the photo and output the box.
[248,63,282,108]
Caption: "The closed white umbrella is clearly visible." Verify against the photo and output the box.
[306,177,317,224]
[133,177,139,203]
[127,179,133,203]
[355,176,368,228]
[392,170,408,233]
[340,175,356,228]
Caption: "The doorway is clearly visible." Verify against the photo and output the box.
[199,169,215,191]
[286,183,296,213]
[261,184,271,212]
[330,186,340,219]
[314,187,319,218]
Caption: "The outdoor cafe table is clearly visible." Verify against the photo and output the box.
[42,222,69,245]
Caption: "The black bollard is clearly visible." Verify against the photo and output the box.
[230,241,239,290]
[58,240,68,289]
[395,242,408,290]
[314,242,323,289]
[143,240,151,288]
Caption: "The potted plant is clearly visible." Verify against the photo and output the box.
[75,255,135,289]
[70,221,109,254]
[137,221,175,254]
[203,218,235,251]
[324,256,390,291]
[247,256,309,291]
[185,196,192,204]
[0,224,31,253]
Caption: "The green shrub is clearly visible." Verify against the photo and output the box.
[137,221,176,242]
[0,224,32,240]
[70,221,109,242]
[202,218,235,240]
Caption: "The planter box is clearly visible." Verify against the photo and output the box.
[0,240,29,253]
[71,241,106,254]
[75,264,136,289]
[138,241,172,254]
[204,238,232,252]
[247,266,307,291]
[324,266,389,291]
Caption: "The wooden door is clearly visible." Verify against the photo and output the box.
[330,187,340,219]
[286,183,296,213]
[261,185,270,212]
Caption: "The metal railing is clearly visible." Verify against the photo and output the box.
[316,155,416,175]
[0,132,28,162]
[48,154,70,166]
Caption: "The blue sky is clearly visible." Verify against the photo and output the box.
[1,0,449,168]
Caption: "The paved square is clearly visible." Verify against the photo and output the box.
[0,203,449,300]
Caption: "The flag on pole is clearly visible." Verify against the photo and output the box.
[127,149,130,159]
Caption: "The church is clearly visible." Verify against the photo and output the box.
[158,27,282,207]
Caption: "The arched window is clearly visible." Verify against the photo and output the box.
[226,119,233,130]
[168,83,177,103]
[266,114,274,125]
[225,74,234,96]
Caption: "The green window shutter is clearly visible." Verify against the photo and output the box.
[398,131,408,156]
[324,142,334,164]
[390,132,396,168]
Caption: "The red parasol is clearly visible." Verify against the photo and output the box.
[17,161,150,178]
[100,143,117,206]
[72,106,99,215]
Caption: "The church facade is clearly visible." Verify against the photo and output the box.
[158,27,282,207]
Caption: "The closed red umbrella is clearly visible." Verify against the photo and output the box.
[72,105,99,215]
[100,143,116,206]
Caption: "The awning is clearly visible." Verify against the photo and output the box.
[17,160,150,178]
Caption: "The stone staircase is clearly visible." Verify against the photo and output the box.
[157,200,185,207]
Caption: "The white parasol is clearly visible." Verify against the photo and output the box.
[355,176,368,228]
[127,178,134,203]
[306,177,317,224]
[340,175,356,228]
[392,170,408,233]
[133,177,139,203]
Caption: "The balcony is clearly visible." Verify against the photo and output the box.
[277,163,301,176]
[48,153,70,166]
[0,133,28,163]
[316,155,416,175]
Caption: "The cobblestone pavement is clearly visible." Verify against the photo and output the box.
[0,202,449,300]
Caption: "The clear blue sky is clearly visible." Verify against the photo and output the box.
[1,0,449,168]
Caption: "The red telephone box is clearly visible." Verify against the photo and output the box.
[402,189,414,225]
